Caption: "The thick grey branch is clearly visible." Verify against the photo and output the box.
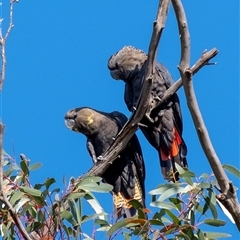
[172,0,240,231]
[86,0,171,177]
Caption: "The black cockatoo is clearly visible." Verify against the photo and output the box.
[108,46,187,182]
[64,107,146,219]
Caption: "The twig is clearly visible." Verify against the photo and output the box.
[156,48,218,106]
[0,0,16,90]
[171,0,240,231]
[0,124,32,240]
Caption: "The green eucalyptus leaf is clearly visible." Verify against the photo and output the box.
[20,160,29,175]
[61,210,77,226]
[204,218,226,227]
[150,201,178,210]
[107,218,131,237]
[79,176,102,185]
[158,186,185,201]
[149,183,182,195]
[14,197,29,212]
[95,219,109,227]
[80,181,113,193]
[123,232,130,240]
[28,162,42,171]
[200,173,209,179]
[45,177,56,189]
[198,183,212,189]
[67,192,86,200]
[166,209,181,225]
[169,197,183,211]
[197,229,205,240]
[222,164,240,178]
[84,192,107,221]
[204,231,231,238]
[20,187,42,197]
[149,219,164,226]
[9,191,25,205]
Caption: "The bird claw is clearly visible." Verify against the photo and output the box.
[138,122,148,128]
[97,156,105,161]
[145,113,154,123]
[153,96,161,102]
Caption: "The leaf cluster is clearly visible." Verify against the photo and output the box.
[1,153,239,239]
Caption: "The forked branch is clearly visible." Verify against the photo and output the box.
[171,0,240,231]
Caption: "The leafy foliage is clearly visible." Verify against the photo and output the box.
[1,153,238,239]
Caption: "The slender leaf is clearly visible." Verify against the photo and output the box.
[14,197,29,212]
[50,188,60,196]
[181,225,194,240]
[149,183,182,195]
[198,183,212,189]
[128,199,143,210]
[150,201,178,210]
[25,222,44,233]
[158,186,185,201]
[37,210,45,223]
[9,191,25,205]
[107,218,132,237]
[123,232,130,240]
[166,209,181,225]
[20,186,42,197]
[68,199,82,224]
[80,181,113,193]
[20,160,29,175]
[204,218,226,227]
[95,219,110,227]
[190,209,195,226]
[223,164,240,178]
[84,192,107,221]
[200,173,209,179]
[182,175,194,186]
[175,163,186,175]
[45,177,56,189]
[179,170,196,178]
[79,176,102,185]
[61,210,77,226]
[82,212,107,223]
[169,197,183,211]
[67,192,86,200]
[203,195,217,219]
[28,162,42,171]
[197,229,205,240]
[96,226,111,232]
[204,231,231,238]
[149,219,164,226]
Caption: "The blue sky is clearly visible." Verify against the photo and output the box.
[1,0,239,239]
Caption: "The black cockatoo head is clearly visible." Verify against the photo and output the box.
[107,46,147,81]
[65,107,98,137]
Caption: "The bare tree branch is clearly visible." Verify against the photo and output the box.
[0,1,33,239]
[0,124,32,240]
[157,48,218,106]
[171,0,240,231]
[0,0,16,90]
[85,0,171,177]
